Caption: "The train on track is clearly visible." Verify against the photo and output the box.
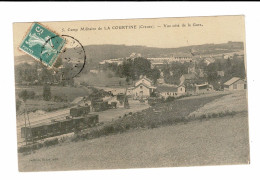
[21,105,99,142]
[91,99,117,112]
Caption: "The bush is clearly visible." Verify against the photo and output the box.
[165,96,175,102]
[18,146,29,153]
[44,138,58,147]
[18,90,28,101]
[89,129,102,139]
[211,113,218,118]
[80,133,89,139]
[27,91,35,99]
[218,112,225,117]
[18,90,35,101]
[200,114,207,119]
[102,125,115,135]
[125,124,130,130]
[149,122,158,129]
[53,94,68,102]
[16,99,22,111]
[43,84,51,101]
[113,124,125,133]
[18,142,44,153]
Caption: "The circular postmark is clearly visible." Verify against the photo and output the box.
[40,35,86,80]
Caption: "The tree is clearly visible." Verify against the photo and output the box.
[132,57,151,79]
[147,68,160,84]
[206,62,219,83]
[18,90,35,102]
[162,61,189,85]
[16,99,22,111]
[18,90,29,102]
[15,63,38,84]
[121,60,132,78]
[43,84,51,101]
[41,66,53,83]
[103,57,160,83]
[217,61,222,71]
[53,57,63,68]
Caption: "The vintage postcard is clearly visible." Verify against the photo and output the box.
[13,15,249,172]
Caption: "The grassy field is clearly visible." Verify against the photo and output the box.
[15,85,92,114]
[18,90,249,171]
[99,93,227,131]
[189,90,247,118]
[18,112,249,171]
[74,71,128,88]
[16,85,92,101]
[17,100,70,114]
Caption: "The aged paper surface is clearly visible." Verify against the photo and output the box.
[13,16,249,172]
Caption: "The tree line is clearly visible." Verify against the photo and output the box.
[15,61,74,86]
[102,57,161,84]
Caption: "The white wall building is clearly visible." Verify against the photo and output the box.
[128,76,156,99]
[157,85,186,98]
[224,77,247,91]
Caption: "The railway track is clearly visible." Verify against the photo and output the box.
[16,111,69,129]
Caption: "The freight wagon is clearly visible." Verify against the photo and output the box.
[21,106,99,141]
[91,99,117,112]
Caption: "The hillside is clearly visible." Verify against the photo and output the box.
[14,41,244,65]
[18,91,249,171]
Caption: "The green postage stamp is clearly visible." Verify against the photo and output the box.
[19,23,66,67]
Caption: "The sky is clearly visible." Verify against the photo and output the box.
[13,15,246,56]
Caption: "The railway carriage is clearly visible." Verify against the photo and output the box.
[21,121,60,141]
[21,105,99,142]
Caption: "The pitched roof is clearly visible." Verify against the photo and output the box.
[134,76,153,86]
[142,77,153,83]
[195,83,209,87]
[132,82,156,90]
[224,77,242,86]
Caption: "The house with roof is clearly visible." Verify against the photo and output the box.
[151,62,166,70]
[157,85,186,99]
[128,76,156,99]
[204,57,215,66]
[180,73,197,85]
[217,70,225,77]
[171,53,193,63]
[195,82,214,93]
[224,77,247,91]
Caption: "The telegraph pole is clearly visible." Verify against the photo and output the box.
[24,109,27,146]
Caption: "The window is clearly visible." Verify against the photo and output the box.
[233,84,237,89]
[140,85,143,89]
